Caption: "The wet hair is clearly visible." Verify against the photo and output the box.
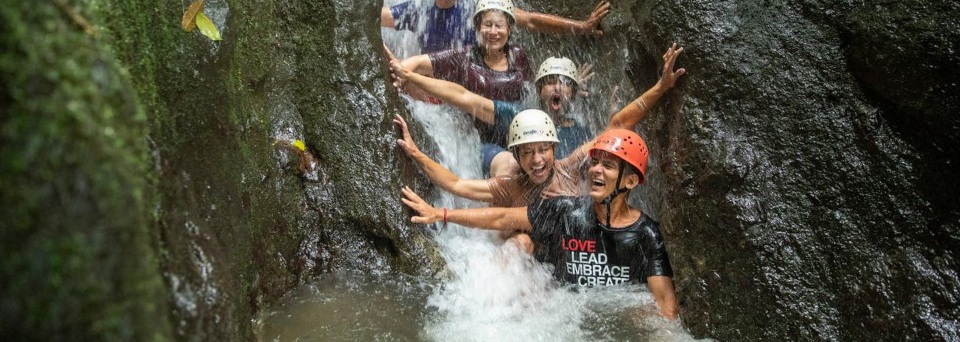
[473,10,514,55]
[593,150,643,184]
[472,9,516,29]
[620,159,643,183]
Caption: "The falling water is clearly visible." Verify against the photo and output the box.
[258,99,702,341]
[257,1,706,340]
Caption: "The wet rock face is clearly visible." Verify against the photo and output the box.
[129,0,439,340]
[6,0,957,340]
[847,1,960,156]
[3,0,437,340]
[610,0,960,340]
[0,2,170,340]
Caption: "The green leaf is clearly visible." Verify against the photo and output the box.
[195,12,221,41]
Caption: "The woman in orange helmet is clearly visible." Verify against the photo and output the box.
[400,129,679,320]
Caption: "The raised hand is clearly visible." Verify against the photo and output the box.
[577,62,596,97]
[383,44,408,92]
[583,1,611,36]
[659,43,687,89]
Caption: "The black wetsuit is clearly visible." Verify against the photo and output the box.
[527,196,673,286]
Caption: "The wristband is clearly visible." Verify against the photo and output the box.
[442,208,448,228]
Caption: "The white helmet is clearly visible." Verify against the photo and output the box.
[472,0,516,25]
[535,57,579,86]
[508,109,560,148]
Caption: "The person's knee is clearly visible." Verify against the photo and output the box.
[489,152,518,177]
[508,233,533,254]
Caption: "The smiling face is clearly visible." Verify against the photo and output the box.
[587,150,639,202]
[476,10,511,52]
[538,75,576,117]
[515,142,556,184]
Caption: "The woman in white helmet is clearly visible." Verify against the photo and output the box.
[397,0,531,104]
[381,0,611,54]
[388,44,687,178]
[395,109,582,252]
[392,0,533,175]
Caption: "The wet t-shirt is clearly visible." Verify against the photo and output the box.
[526,196,674,286]
[493,101,590,155]
[430,45,531,100]
[429,45,531,144]
[390,1,476,53]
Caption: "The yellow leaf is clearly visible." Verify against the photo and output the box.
[181,0,205,32]
[195,12,221,41]
[292,140,306,152]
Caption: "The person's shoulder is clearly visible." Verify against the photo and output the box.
[631,213,664,235]
[428,45,470,64]
[639,213,660,226]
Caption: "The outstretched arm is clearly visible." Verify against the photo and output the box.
[563,43,687,161]
[646,276,678,320]
[607,43,686,130]
[389,59,497,124]
[514,1,610,36]
[401,186,532,231]
[394,115,496,203]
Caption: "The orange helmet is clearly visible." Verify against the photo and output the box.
[590,129,649,182]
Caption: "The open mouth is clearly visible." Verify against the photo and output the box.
[530,164,547,179]
[549,94,562,111]
[530,164,549,183]
[590,177,605,191]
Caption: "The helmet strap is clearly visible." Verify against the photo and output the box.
[601,162,629,228]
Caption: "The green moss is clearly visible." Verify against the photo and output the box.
[0,0,170,340]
